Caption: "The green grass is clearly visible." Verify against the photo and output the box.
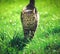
[0,0,60,54]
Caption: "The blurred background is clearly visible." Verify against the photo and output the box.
[0,0,60,54]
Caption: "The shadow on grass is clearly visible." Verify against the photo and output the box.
[0,31,30,54]
[9,36,29,50]
[44,43,60,54]
[43,26,60,38]
[9,31,30,51]
[52,26,60,34]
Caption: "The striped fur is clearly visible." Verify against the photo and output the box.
[21,0,39,40]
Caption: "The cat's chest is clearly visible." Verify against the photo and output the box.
[22,12,36,28]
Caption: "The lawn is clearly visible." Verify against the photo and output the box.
[0,0,60,54]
